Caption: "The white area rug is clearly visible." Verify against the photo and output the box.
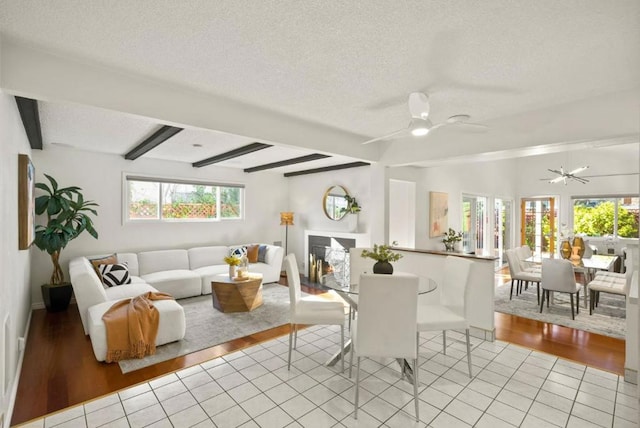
[119,283,295,373]
[494,281,626,339]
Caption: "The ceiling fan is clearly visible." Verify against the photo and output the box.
[547,166,590,185]
[362,92,487,145]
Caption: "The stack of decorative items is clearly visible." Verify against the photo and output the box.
[224,255,242,278]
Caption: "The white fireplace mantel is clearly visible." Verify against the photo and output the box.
[304,230,371,278]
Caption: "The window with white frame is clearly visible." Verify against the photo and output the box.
[572,195,639,238]
[125,175,243,222]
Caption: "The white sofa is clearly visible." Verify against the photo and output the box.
[69,243,284,361]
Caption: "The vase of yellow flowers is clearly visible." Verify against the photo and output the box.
[224,255,242,278]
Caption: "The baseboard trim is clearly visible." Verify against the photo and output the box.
[624,367,637,385]
[470,326,495,342]
[5,309,32,428]
[31,297,76,311]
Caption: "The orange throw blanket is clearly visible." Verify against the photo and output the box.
[102,291,174,363]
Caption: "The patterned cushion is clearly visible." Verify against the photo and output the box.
[229,246,247,258]
[246,245,259,263]
[89,254,118,282]
[257,245,268,263]
[98,262,132,288]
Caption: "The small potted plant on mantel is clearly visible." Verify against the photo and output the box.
[341,195,362,232]
[34,174,99,312]
[442,228,463,252]
[361,241,403,274]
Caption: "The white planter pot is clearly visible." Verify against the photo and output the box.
[347,213,358,232]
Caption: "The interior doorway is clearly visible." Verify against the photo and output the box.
[520,197,557,256]
[389,179,416,248]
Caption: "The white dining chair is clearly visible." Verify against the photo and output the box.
[349,273,420,420]
[540,258,582,320]
[284,254,346,372]
[417,256,474,377]
[505,248,541,303]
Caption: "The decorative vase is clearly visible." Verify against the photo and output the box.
[373,261,393,274]
[347,213,358,232]
[444,242,455,252]
[228,265,236,279]
[41,283,73,312]
[572,237,585,258]
[570,246,582,261]
[560,240,572,259]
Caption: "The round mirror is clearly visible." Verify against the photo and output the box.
[323,185,350,221]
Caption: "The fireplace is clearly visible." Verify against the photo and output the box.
[304,230,371,287]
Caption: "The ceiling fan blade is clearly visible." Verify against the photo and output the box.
[408,92,430,119]
[548,169,562,175]
[567,166,589,175]
[571,176,590,184]
[549,176,565,184]
[361,128,408,145]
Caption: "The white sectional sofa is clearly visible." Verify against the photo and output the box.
[69,243,284,361]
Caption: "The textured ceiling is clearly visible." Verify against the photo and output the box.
[0,0,638,170]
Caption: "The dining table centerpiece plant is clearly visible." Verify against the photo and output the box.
[361,241,403,274]
[442,228,463,251]
[223,255,242,278]
[34,174,99,311]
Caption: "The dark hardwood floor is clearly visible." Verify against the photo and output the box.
[11,276,626,426]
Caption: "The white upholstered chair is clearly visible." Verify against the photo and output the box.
[349,273,420,420]
[284,254,346,372]
[417,256,474,377]
[587,255,634,315]
[505,248,541,303]
[540,258,582,320]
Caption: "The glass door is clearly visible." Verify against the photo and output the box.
[520,197,557,256]
[462,194,488,255]
[494,198,513,267]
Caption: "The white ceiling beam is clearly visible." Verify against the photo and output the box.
[0,38,378,162]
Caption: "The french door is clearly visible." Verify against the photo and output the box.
[462,194,489,255]
[520,197,557,256]
[494,198,513,266]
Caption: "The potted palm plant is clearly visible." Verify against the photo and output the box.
[34,174,99,311]
[361,241,403,274]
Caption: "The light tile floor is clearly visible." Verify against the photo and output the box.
[17,326,638,428]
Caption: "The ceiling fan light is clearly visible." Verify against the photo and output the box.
[410,118,430,136]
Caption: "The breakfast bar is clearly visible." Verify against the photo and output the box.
[392,247,497,341]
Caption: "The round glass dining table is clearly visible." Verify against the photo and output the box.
[320,272,438,296]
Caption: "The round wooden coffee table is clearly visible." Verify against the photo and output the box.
[210,273,263,313]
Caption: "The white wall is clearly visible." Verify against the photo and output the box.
[389,160,519,251]
[0,91,32,426]
[286,165,387,270]
[30,145,289,306]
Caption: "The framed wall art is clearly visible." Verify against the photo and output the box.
[18,154,36,250]
[429,191,448,238]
